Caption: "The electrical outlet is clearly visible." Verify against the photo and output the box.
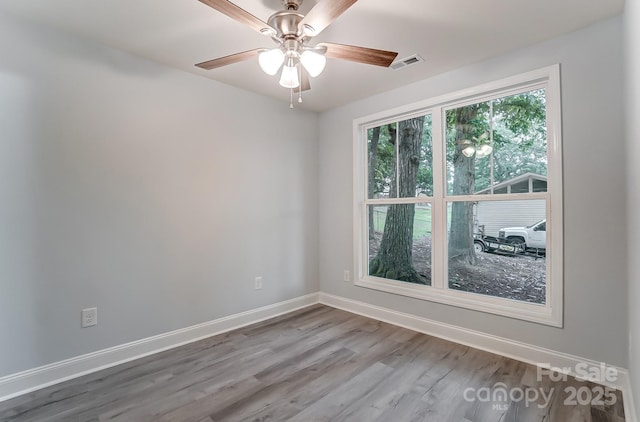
[81,307,97,328]
[343,270,350,282]
[255,276,263,290]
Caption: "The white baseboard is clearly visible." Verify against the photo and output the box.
[0,292,320,403]
[319,292,636,422]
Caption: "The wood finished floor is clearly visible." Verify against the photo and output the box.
[0,305,625,422]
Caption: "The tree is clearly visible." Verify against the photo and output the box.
[369,117,426,284]
[416,117,434,196]
[448,105,480,265]
[367,126,381,241]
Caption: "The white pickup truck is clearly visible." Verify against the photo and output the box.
[498,219,546,250]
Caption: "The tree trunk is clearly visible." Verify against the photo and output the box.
[448,106,478,265]
[370,118,425,284]
[368,127,381,241]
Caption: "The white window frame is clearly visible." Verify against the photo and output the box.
[353,65,563,327]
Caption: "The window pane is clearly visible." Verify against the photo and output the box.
[446,90,547,195]
[368,203,432,286]
[446,101,491,195]
[367,123,396,199]
[447,200,546,304]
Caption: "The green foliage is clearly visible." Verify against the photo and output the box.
[417,115,433,196]
[368,124,395,197]
[368,117,433,198]
[446,89,547,193]
[368,90,546,198]
[487,90,547,187]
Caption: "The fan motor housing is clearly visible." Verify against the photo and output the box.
[268,11,304,38]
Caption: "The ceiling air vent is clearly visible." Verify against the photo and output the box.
[390,54,424,71]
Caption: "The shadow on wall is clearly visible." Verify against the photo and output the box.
[0,71,46,376]
[2,12,167,78]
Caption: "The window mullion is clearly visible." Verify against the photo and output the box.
[431,106,446,290]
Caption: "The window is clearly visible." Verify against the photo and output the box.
[354,66,563,326]
[367,115,433,285]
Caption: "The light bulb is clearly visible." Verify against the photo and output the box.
[300,50,326,77]
[480,144,493,155]
[279,63,300,88]
[462,146,476,158]
[460,140,475,158]
[258,49,285,76]
[476,144,493,158]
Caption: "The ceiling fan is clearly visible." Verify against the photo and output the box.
[195,0,399,106]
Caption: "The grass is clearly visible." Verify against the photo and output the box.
[371,205,432,240]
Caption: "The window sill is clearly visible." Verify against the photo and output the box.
[354,276,562,327]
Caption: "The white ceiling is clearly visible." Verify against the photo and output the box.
[0,0,624,111]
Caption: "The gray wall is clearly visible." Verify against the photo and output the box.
[318,17,628,367]
[625,0,640,415]
[0,11,318,377]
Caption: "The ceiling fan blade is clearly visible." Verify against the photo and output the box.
[317,42,398,67]
[195,48,262,70]
[198,0,275,35]
[297,66,311,92]
[298,0,359,37]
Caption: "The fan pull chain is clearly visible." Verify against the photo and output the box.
[289,87,294,109]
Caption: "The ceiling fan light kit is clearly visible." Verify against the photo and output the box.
[259,42,326,88]
[476,143,493,158]
[195,0,399,107]
[300,50,326,77]
[279,58,300,88]
[258,48,285,75]
[461,132,493,158]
